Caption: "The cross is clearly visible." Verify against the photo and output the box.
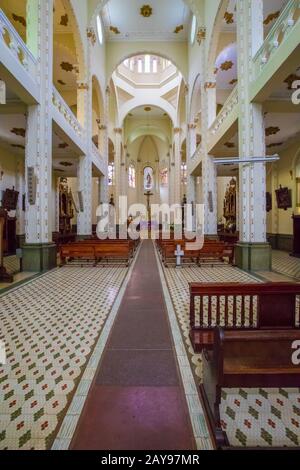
[144,190,154,222]
[175,244,184,268]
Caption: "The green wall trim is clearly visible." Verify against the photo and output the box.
[235,242,272,272]
[22,243,57,272]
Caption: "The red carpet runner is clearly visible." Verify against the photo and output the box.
[70,240,195,450]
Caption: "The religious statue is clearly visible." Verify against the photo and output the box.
[223,178,237,233]
[58,178,75,234]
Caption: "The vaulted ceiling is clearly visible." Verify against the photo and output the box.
[101,0,191,42]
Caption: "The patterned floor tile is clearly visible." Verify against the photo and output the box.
[0,266,127,450]
[272,250,300,280]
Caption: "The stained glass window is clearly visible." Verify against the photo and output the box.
[128,164,136,188]
[108,163,115,186]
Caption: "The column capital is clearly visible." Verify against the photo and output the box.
[188,123,197,130]
[77,82,89,90]
[106,86,111,95]
[173,127,181,134]
[114,127,123,134]
[204,81,216,90]
[197,27,206,45]
[86,27,96,46]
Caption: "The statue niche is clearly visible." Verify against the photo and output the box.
[59,178,75,234]
[223,178,237,233]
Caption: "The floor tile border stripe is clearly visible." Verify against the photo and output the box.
[153,244,214,451]
[51,243,142,450]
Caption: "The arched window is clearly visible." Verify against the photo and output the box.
[190,15,197,45]
[128,164,136,189]
[108,162,115,186]
[96,15,104,45]
[160,168,168,187]
[181,163,187,185]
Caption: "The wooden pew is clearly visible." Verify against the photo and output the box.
[159,240,234,267]
[200,327,300,448]
[60,240,134,267]
[190,282,300,352]
[60,244,96,266]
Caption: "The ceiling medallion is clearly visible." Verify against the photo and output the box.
[110,26,120,34]
[220,60,234,71]
[264,11,280,25]
[229,78,238,85]
[224,142,235,149]
[11,144,25,150]
[57,79,66,86]
[140,5,153,18]
[12,14,26,28]
[58,143,69,149]
[10,128,26,138]
[174,25,184,34]
[265,126,280,137]
[144,106,152,112]
[60,14,69,26]
[267,142,283,149]
[60,61,74,72]
[59,161,73,167]
[224,12,234,24]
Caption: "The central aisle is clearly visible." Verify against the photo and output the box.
[70,240,195,450]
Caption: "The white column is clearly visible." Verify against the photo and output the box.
[99,87,110,205]
[16,158,25,238]
[187,123,197,205]
[76,32,93,237]
[173,128,181,206]
[25,0,53,245]
[200,80,218,235]
[235,0,271,270]
[237,0,266,244]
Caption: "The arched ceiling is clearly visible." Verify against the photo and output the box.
[101,0,191,42]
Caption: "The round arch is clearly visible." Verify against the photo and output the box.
[108,49,188,83]
[206,0,230,81]
[120,100,176,126]
[59,0,87,81]
[127,127,170,146]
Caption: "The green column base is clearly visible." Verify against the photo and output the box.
[16,234,26,249]
[235,242,272,272]
[22,243,57,272]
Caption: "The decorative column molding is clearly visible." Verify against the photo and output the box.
[23,0,56,271]
[99,86,110,205]
[76,42,93,237]
[15,158,25,238]
[187,123,197,205]
[172,128,182,206]
[235,0,271,271]
[199,43,217,235]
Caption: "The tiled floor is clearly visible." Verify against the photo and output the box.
[160,257,300,448]
[0,266,127,450]
[1,256,36,291]
[272,250,300,280]
[220,388,300,447]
